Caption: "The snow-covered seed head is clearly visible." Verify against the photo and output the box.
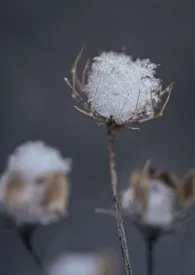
[47,251,117,275]
[121,167,179,228]
[0,141,72,226]
[65,48,172,127]
[85,51,162,124]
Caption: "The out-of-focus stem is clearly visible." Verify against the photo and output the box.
[145,237,154,275]
[18,225,44,271]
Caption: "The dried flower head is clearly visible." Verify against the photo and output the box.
[0,141,72,225]
[65,48,173,128]
[121,165,181,229]
[47,251,117,275]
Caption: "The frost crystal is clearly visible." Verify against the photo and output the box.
[84,51,162,124]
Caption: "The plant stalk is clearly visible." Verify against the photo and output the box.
[145,237,154,275]
[107,123,133,275]
[143,227,160,275]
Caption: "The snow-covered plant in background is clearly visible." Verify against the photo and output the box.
[0,140,72,226]
[96,162,195,275]
[65,47,173,275]
[47,250,117,275]
[0,140,72,270]
[121,165,179,229]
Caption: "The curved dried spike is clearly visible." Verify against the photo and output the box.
[71,46,85,86]
[64,77,87,107]
[158,82,173,115]
[127,126,140,131]
[129,169,150,217]
[143,159,151,172]
[181,169,195,207]
[132,83,173,124]
[70,46,86,95]
[95,208,116,218]
[73,106,94,118]
[82,59,90,86]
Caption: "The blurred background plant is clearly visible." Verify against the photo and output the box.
[0,141,72,271]
[47,249,119,275]
[96,162,195,275]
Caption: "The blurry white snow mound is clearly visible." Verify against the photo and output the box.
[6,140,72,180]
[85,51,162,124]
[48,253,103,275]
[121,179,175,227]
[0,141,72,225]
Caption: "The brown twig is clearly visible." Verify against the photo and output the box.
[107,123,133,275]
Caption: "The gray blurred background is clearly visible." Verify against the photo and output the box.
[1,0,195,274]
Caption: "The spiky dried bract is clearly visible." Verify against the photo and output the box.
[48,251,117,275]
[180,169,195,207]
[121,167,180,228]
[65,48,173,128]
[0,141,72,225]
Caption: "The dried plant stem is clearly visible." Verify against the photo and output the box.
[107,123,133,275]
[145,238,154,275]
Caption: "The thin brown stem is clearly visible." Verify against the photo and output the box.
[107,124,133,275]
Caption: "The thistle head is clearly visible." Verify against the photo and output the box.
[0,141,72,226]
[121,164,181,229]
[180,169,195,208]
[65,48,173,129]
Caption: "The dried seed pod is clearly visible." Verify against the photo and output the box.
[98,249,118,275]
[153,170,180,191]
[5,172,28,210]
[130,169,150,217]
[39,172,70,216]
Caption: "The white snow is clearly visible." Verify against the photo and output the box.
[6,141,72,180]
[85,51,162,124]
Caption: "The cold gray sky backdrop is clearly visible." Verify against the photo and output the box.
[1,0,195,274]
